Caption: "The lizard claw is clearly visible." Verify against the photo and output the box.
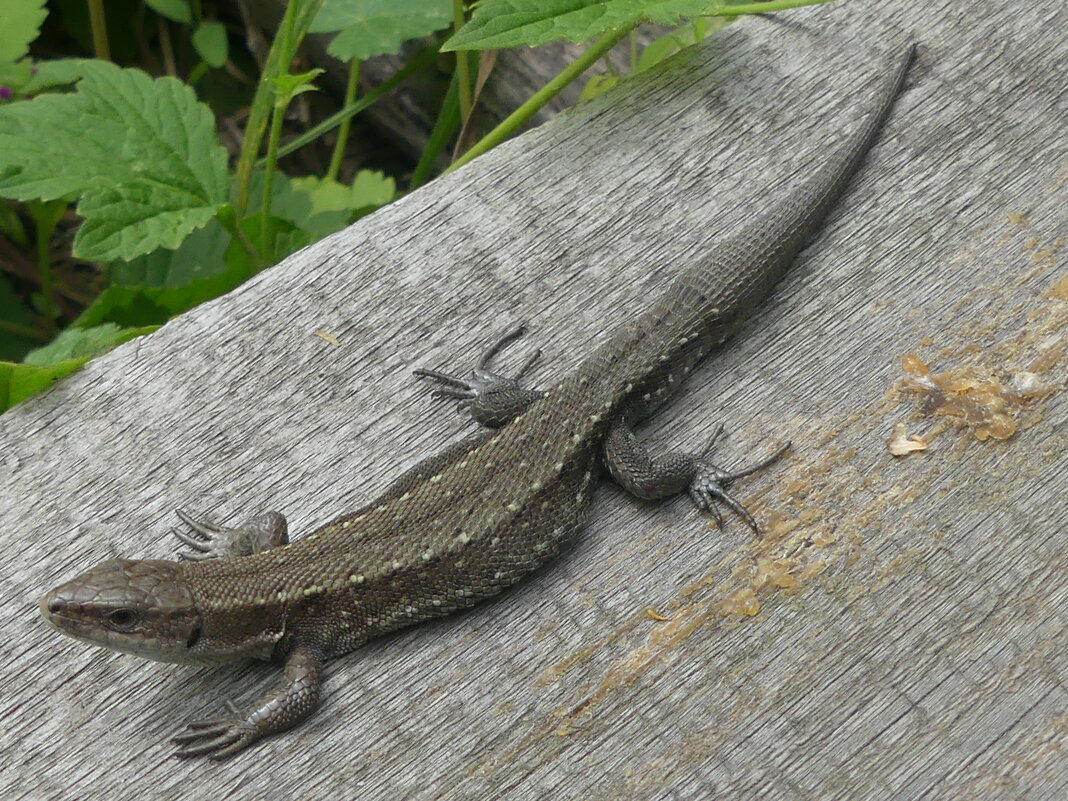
[172,700,261,759]
[688,434,791,534]
[172,509,227,561]
[413,325,543,428]
[172,510,289,561]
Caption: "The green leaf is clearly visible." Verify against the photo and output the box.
[0,0,48,62]
[192,21,229,68]
[578,73,621,101]
[79,221,241,328]
[19,58,89,93]
[635,15,729,72]
[0,61,32,93]
[0,200,27,246]
[347,170,396,215]
[445,0,730,50]
[225,214,313,277]
[1,322,156,410]
[311,0,452,61]
[145,0,192,24]
[269,69,325,105]
[23,322,156,366]
[0,357,88,411]
[107,219,231,288]
[0,61,230,261]
[75,269,246,329]
[276,172,395,236]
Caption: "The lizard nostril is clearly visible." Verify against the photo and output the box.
[48,599,63,616]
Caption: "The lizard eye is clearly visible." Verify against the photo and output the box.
[107,608,137,630]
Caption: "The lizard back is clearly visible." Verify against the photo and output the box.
[180,45,915,659]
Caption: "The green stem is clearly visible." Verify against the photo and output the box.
[452,0,472,121]
[260,99,286,262]
[268,45,438,164]
[327,60,361,182]
[410,69,462,189]
[29,202,65,334]
[445,26,631,174]
[86,0,110,60]
[188,61,209,86]
[217,206,261,272]
[234,0,325,214]
[715,0,837,15]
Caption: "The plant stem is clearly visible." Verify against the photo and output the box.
[86,0,110,60]
[452,0,472,121]
[269,45,438,164]
[216,207,261,272]
[260,99,286,263]
[157,15,176,77]
[327,60,360,182]
[188,62,209,86]
[445,25,631,174]
[29,202,65,334]
[716,0,837,15]
[411,69,462,189]
[234,0,325,214]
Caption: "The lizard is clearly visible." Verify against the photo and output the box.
[39,44,917,759]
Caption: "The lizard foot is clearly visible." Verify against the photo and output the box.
[172,510,288,561]
[172,700,261,759]
[414,324,544,427]
[687,424,791,534]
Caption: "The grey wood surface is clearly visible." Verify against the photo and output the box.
[3,1,1066,799]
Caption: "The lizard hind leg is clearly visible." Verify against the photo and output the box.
[604,420,789,534]
[413,324,545,428]
[688,431,792,534]
[172,510,289,561]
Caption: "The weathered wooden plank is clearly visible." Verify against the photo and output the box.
[2,1,1065,799]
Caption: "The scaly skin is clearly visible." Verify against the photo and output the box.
[40,45,917,759]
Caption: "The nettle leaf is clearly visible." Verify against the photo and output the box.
[0,0,48,62]
[108,219,231,288]
[0,61,229,261]
[311,0,452,61]
[19,58,88,94]
[445,0,726,50]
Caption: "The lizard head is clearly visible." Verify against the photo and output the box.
[40,559,204,664]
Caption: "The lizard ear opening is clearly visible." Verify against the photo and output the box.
[185,624,202,649]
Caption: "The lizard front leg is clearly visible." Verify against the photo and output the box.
[171,510,288,561]
[604,421,789,533]
[414,324,544,427]
[172,645,323,759]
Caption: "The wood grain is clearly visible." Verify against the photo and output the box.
[2,2,1065,799]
